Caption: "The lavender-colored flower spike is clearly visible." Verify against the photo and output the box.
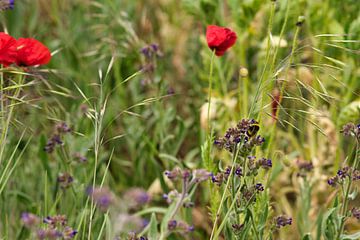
[0,0,14,10]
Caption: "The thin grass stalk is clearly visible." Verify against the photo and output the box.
[207,50,216,135]
[0,73,25,166]
[248,1,276,119]
[88,71,106,239]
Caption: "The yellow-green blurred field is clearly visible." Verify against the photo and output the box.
[0,0,360,239]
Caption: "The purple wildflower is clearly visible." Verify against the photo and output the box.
[275,215,292,228]
[21,212,39,228]
[257,158,272,170]
[327,176,339,187]
[337,167,350,179]
[168,220,177,230]
[235,167,242,177]
[255,183,264,192]
[86,186,114,211]
[0,0,14,10]
[63,226,78,239]
[211,172,224,186]
[341,122,360,139]
[124,188,151,209]
[351,207,360,220]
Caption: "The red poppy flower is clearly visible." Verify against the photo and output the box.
[15,38,51,66]
[0,32,17,66]
[206,25,237,56]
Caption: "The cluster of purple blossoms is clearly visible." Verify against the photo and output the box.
[274,215,292,228]
[0,0,14,10]
[140,43,162,59]
[86,186,114,211]
[21,213,77,239]
[351,207,360,220]
[296,159,314,177]
[248,156,273,175]
[327,166,360,187]
[257,157,273,170]
[21,212,40,228]
[211,157,272,186]
[211,165,242,186]
[139,43,163,86]
[341,122,360,139]
[44,123,71,153]
[214,119,265,153]
[123,188,151,210]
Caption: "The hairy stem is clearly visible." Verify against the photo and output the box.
[210,146,240,240]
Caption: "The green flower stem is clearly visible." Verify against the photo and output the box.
[207,50,216,135]
[210,146,241,240]
[336,138,360,239]
[158,179,189,240]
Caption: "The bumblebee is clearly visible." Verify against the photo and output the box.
[246,121,260,137]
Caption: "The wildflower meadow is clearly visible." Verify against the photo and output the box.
[1,0,360,239]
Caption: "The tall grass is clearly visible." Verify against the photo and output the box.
[0,0,359,239]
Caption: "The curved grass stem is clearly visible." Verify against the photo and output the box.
[266,20,302,158]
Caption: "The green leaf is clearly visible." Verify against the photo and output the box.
[321,207,337,239]
[337,100,360,127]
[148,213,158,240]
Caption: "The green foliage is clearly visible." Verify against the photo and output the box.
[1,0,360,239]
